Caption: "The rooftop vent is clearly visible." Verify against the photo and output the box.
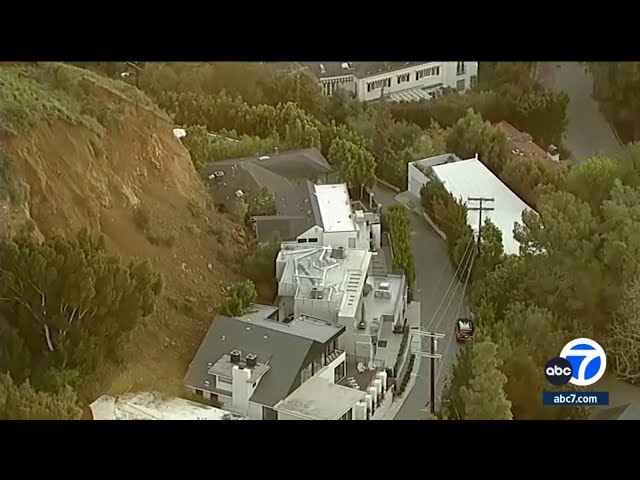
[230,349,242,364]
[214,171,225,177]
[235,189,244,198]
[332,246,346,260]
[379,282,390,291]
[357,319,367,330]
[246,353,258,368]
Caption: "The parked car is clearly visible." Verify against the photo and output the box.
[454,318,475,342]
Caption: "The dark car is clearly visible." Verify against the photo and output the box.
[455,318,475,342]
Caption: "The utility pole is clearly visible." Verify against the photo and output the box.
[411,329,445,415]
[467,197,494,255]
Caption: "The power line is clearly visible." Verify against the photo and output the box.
[454,243,477,319]
[428,235,475,327]
[433,237,476,331]
[467,196,494,255]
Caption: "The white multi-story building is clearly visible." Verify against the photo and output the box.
[300,61,478,102]
[275,183,408,367]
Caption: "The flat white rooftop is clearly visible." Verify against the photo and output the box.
[89,392,248,420]
[314,184,355,232]
[431,158,535,255]
[275,376,366,420]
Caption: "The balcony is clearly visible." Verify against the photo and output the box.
[325,349,344,365]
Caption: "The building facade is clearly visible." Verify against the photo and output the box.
[302,62,478,102]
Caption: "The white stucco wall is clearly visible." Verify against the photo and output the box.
[408,162,430,197]
[323,231,357,249]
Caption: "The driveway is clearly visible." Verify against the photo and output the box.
[373,186,464,420]
[538,62,621,162]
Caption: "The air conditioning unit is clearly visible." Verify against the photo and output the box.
[378,282,390,291]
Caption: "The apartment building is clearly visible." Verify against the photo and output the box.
[300,61,478,102]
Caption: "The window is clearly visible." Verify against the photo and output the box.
[397,73,410,84]
[300,363,313,384]
[457,62,466,75]
[297,238,308,243]
[470,75,478,87]
[194,389,203,397]
[308,238,318,243]
[334,361,346,382]
[456,79,466,91]
[340,409,353,420]
[312,357,323,375]
[263,407,278,420]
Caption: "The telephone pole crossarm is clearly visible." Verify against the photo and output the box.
[467,196,495,254]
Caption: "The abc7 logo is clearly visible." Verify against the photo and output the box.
[546,338,607,386]
[545,357,574,385]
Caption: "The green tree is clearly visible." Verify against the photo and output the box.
[244,233,281,284]
[244,187,276,216]
[446,109,510,174]
[473,219,505,282]
[514,191,606,330]
[605,276,640,385]
[0,230,163,390]
[220,280,258,317]
[616,142,640,187]
[181,125,212,171]
[510,90,569,148]
[500,156,565,207]
[328,138,376,195]
[382,206,416,290]
[590,62,640,142]
[459,340,513,420]
[260,71,327,119]
[565,155,618,215]
[0,373,82,420]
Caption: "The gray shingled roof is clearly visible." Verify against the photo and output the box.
[202,149,328,239]
[251,215,310,242]
[592,402,640,420]
[211,148,331,178]
[301,62,428,80]
[184,308,344,408]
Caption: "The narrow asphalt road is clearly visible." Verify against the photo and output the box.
[538,62,621,162]
[374,186,464,420]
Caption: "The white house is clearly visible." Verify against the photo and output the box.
[274,183,408,366]
[302,62,478,102]
[407,154,535,255]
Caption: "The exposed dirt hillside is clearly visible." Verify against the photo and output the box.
[0,63,251,398]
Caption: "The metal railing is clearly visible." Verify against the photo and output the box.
[325,349,344,365]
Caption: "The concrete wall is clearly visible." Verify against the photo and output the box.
[323,231,357,249]
[372,223,381,251]
[408,162,430,197]
[277,405,359,420]
[247,402,263,420]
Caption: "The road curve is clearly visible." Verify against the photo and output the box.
[538,62,621,162]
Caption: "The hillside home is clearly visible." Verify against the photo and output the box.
[298,62,478,102]
[202,148,333,242]
[184,304,373,420]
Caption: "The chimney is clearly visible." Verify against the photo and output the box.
[246,353,258,368]
[230,349,241,364]
[231,365,252,416]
